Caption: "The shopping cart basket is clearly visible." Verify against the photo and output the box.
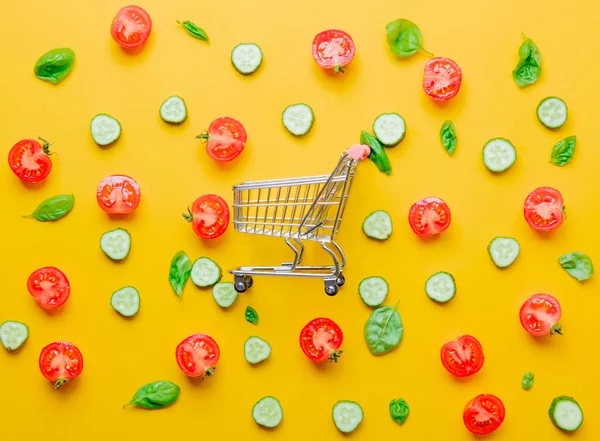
[229,151,363,295]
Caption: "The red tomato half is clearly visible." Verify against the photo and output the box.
[423,57,462,101]
[176,333,220,378]
[184,194,230,239]
[96,174,141,214]
[463,394,505,435]
[27,267,70,310]
[520,293,562,336]
[524,187,564,232]
[408,197,451,238]
[39,341,83,389]
[198,117,247,162]
[8,138,52,183]
[312,29,356,73]
[110,5,152,49]
[299,317,343,363]
[440,335,484,377]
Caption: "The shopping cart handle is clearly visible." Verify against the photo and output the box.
[346,144,371,161]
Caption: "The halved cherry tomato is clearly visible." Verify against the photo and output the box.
[110,5,152,49]
[39,341,83,389]
[440,335,484,377]
[408,197,451,238]
[524,187,564,232]
[520,293,562,336]
[96,174,141,214]
[8,138,53,183]
[423,57,462,101]
[176,333,220,378]
[27,267,70,310]
[183,194,230,239]
[299,317,343,363]
[463,394,505,435]
[312,29,355,74]
[197,117,247,162]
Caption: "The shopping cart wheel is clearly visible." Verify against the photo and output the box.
[234,276,248,293]
[336,273,345,287]
[324,280,339,296]
[244,276,253,288]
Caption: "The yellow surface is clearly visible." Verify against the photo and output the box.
[1,0,598,439]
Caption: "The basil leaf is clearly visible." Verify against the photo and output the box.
[364,302,403,355]
[177,20,209,42]
[360,130,392,175]
[550,135,576,166]
[522,371,534,390]
[25,194,74,222]
[512,36,541,87]
[124,381,180,409]
[385,19,432,57]
[558,252,594,281]
[389,398,410,424]
[440,121,457,155]
[34,48,75,85]
[169,251,192,297]
[245,306,259,325]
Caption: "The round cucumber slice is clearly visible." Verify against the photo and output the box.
[231,43,263,75]
[282,103,314,136]
[373,113,406,147]
[90,113,121,146]
[100,228,131,260]
[549,396,583,432]
[244,336,271,364]
[160,96,187,124]
[332,401,364,433]
[212,282,238,308]
[537,97,568,129]
[482,138,516,172]
[362,210,392,240]
[191,257,222,287]
[252,396,283,428]
[488,237,520,268]
[358,276,389,307]
[425,271,456,303]
[0,321,29,351]
[110,286,140,317]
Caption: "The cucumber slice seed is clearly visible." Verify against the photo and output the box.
[160,96,187,124]
[244,336,271,364]
[100,228,131,260]
[0,321,29,351]
[282,104,314,136]
[191,257,222,287]
[231,43,263,75]
[549,396,583,432]
[332,401,364,433]
[373,113,406,147]
[358,276,389,307]
[252,396,283,428]
[90,114,122,146]
[212,282,238,308]
[488,237,520,268]
[537,97,568,129]
[483,138,517,172]
[110,286,140,317]
[425,272,456,303]
[362,210,392,240]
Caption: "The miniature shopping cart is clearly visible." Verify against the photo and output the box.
[229,152,362,295]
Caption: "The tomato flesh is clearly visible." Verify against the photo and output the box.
[408,197,451,237]
[463,394,505,435]
[200,117,247,162]
[96,175,141,214]
[27,267,70,310]
[176,333,220,378]
[8,139,52,183]
[524,187,564,231]
[39,341,83,389]
[520,293,562,336]
[299,317,343,363]
[441,335,484,377]
[111,5,152,49]
[186,194,230,239]
[423,57,462,101]
[312,29,355,73]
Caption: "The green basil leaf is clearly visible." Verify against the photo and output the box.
[364,302,403,355]
[558,252,594,281]
[169,251,192,297]
[34,48,75,85]
[360,130,392,175]
[385,19,432,58]
[512,36,541,87]
[177,20,209,42]
[550,135,576,166]
[124,381,180,409]
[522,371,534,390]
[245,306,259,325]
[440,121,457,155]
[389,398,410,424]
[25,194,74,222]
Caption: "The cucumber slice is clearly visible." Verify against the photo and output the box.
[110,286,140,317]
[191,257,222,287]
[252,396,283,428]
[282,103,314,136]
[100,228,131,260]
[549,396,583,432]
[332,401,364,433]
[90,113,121,146]
[362,210,392,240]
[212,282,238,308]
[425,271,455,303]
[358,276,389,307]
[488,237,520,268]
[231,43,263,75]
[537,97,568,129]
[0,321,29,351]
[244,336,271,364]
[373,113,406,147]
[160,96,187,124]
[482,138,516,172]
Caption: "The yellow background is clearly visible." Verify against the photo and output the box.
[1,0,598,439]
